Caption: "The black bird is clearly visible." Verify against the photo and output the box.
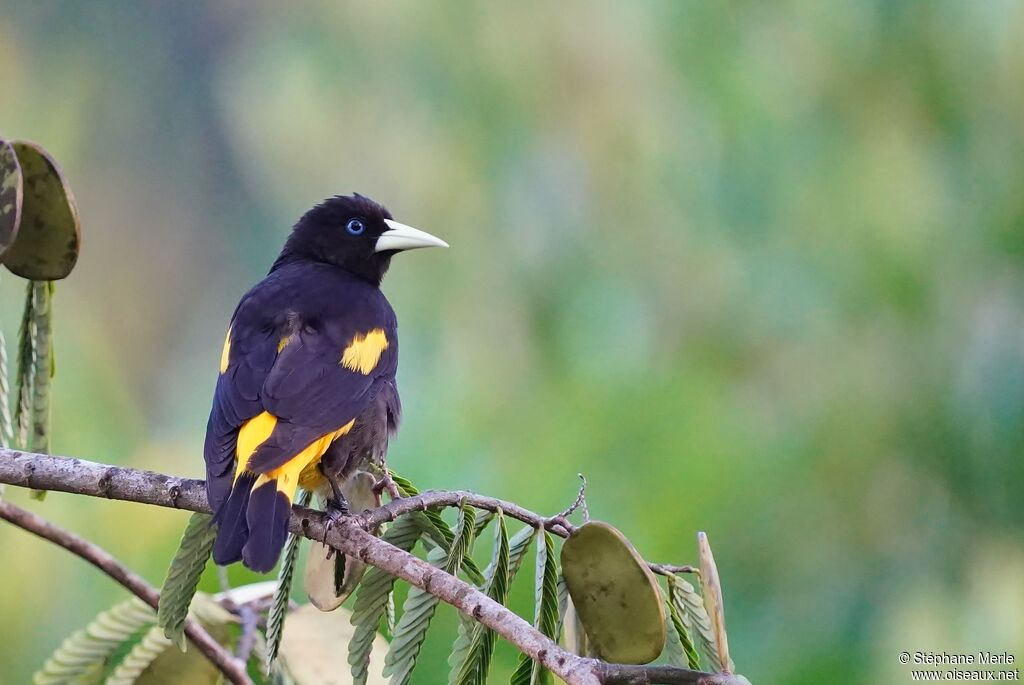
[204,193,447,573]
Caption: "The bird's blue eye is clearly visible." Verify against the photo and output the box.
[346,219,366,235]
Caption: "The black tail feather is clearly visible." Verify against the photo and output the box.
[242,479,291,573]
[205,461,235,516]
[212,472,256,565]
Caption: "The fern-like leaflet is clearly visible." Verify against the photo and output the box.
[349,513,425,685]
[383,500,477,685]
[448,509,511,685]
[510,529,559,685]
[156,511,217,651]
[265,488,312,671]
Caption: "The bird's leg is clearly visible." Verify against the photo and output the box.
[319,464,350,558]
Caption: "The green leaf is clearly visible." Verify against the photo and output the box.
[460,521,534,663]
[110,594,235,685]
[506,524,535,582]
[249,621,293,685]
[448,509,511,685]
[349,514,425,685]
[156,512,217,651]
[662,584,700,670]
[391,470,485,585]
[508,649,533,684]
[14,281,33,450]
[553,572,570,645]
[384,590,396,639]
[29,280,52,452]
[384,501,476,685]
[266,488,312,672]
[0,327,14,450]
[25,281,52,500]
[386,471,419,497]
[472,510,495,538]
[33,597,155,685]
[35,594,234,685]
[510,529,558,685]
[104,625,172,685]
[666,573,721,672]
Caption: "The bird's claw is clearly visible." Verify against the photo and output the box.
[321,495,350,558]
[372,471,403,501]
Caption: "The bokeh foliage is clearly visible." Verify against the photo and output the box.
[1,2,1023,684]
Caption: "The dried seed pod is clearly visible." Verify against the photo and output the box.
[279,605,388,685]
[698,531,734,673]
[561,520,666,664]
[304,471,380,611]
[3,141,81,280]
[0,138,22,257]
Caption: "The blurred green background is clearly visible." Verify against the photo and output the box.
[2,2,1023,683]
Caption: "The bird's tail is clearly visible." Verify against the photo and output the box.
[213,440,332,573]
[212,467,302,573]
[212,471,256,566]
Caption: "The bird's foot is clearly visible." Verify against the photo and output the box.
[321,492,350,559]
[372,470,403,501]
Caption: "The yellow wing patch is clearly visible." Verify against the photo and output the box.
[340,328,389,375]
[277,334,291,353]
[251,420,356,503]
[219,327,232,374]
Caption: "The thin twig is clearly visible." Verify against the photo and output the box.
[0,498,252,685]
[235,605,259,663]
[353,488,578,536]
[556,473,589,521]
[0,450,748,685]
[650,563,699,576]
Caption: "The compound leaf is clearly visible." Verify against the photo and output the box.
[157,512,217,651]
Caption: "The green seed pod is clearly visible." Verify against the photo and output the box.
[0,138,22,257]
[560,520,666,664]
[3,141,81,280]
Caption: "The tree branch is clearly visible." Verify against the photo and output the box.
[0,449,748,685]
[598,663,745,684]
[0,498,252,685]
[354,490,695,577]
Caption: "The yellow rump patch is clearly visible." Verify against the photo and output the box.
[234,411,278,479]
[251,420,355,503]
[340,328,389,375]
[219,327,232,374]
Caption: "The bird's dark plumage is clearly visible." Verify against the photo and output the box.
[204,194,445,573]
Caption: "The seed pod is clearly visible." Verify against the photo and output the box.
[304,471,380,611]
[560,520,666,664]
[3,140,81,280]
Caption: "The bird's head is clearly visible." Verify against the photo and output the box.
[273,193,448,284]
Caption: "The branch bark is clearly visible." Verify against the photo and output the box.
[0,449,748,685]
[0,498,252,685]
[598,663,746,684]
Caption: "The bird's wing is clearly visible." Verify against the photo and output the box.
[245,319,397,473]
[204,280,397,504]
[204,317,278,509]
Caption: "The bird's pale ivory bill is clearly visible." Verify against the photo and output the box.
[376,219,449,252]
